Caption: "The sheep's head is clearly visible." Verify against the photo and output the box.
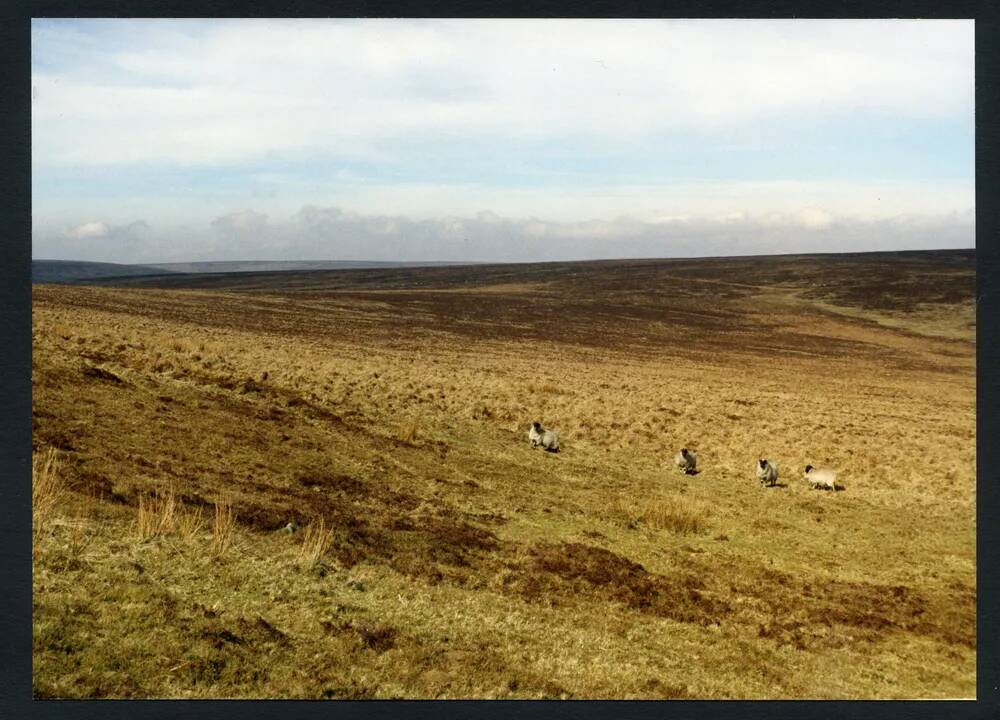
[532,421,541,430]
[759,458,767,469]
[804,464,814,474]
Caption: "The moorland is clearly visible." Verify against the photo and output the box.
[32,250,976,699]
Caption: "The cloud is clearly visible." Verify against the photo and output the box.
[34,204,973,265]
[65,220,109,239]
[30,20,973,263]
[64,219,150,243]
[290,179,975,225]
[242,204,977,263]
[212,209,268,234]
[31,19,973,167]
[44,219,152,261]
[795,208,834,230]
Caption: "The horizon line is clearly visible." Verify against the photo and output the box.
[31,246,977,269]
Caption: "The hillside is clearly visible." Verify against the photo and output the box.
[31,250,976,699]
[32,260,179,284]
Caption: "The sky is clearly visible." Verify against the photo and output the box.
[31,19,975,263]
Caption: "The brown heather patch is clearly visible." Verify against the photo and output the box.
[333,619,399,653]
[498,542,730,626]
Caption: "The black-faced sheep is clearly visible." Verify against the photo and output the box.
[674,448,698,474]
[804,465,837,490]
[528,421,560,452]
[756,458,779,486]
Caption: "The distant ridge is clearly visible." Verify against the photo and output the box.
[146,260,478,274]
[66,248,974,293]
[34,251,973,287]
[33,259,480,284]
[32,260,181,284]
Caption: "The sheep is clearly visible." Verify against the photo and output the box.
[674,448,698,474]
[803,465,837,490]
[283,519,301,534]
[756,458,778,486]
[528,421,544,448]
[528,421,561,452]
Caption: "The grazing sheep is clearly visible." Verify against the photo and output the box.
[674,448,698,474]
[529,421,561,452]
[803,465,837,490]
[541,430,560,452]
[756,458,779,486]
[528,421,544,448]
[283,519,301,534]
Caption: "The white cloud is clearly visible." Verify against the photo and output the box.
[301,179,975,224]
[30,19,974,262]
[46,219,152,261]
[65,220,109,239]
[212,209,268,234]
[34,203,974,264]
[796,207,834,229]
[31,19,973,167]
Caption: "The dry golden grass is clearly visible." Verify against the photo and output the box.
[30,253,976,699]
[32,448,62,552]
[135,491,178,540]
[298,518,334,571]
[605,495,709,535]
[177,507,206,543]
[211,501,237,556]
[399,419,419,444]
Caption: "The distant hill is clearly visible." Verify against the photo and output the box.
[35,250,974,291]
[33,259,479,284]
[146,260,477,274]
[32,260,181,284]
[76,248,975,295]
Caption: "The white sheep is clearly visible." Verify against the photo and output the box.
[283,519,301,534]
[528,421,561,452]
[540,429,561,453]
[674,448,698,474]
[528,421,544,448]
[756,458,778,486]
[804,465,837,490]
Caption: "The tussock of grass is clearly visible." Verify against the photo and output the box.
[606,496,708,535]
[212,501,237,556]
[399,420,419,444]
[177,506,206,542]
[638,501,708,535]
[32,448,63,550]
[298,517,333,571]
[134,489,208,542]
[135,491,178,539]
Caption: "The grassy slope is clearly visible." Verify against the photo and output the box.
[32,253,976,698]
